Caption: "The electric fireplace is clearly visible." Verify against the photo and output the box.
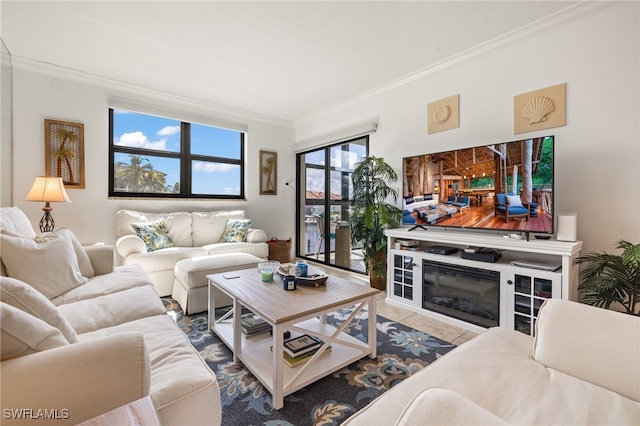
[422,260,500,328]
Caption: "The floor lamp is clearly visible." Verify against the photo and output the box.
[25,176,72,233]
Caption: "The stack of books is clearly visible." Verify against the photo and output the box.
[282,334,330,367]
[240,313,270,336]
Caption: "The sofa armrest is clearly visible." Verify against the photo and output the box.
[83,244,115,275]
[533,299,640,401]
[246,228,268,243]
[1,332,150,425]
[116,235,147,258]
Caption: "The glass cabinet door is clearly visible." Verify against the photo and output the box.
[392,254,415,301]
[511,270,560,336]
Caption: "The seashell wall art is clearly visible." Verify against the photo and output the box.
[514,83,566,134]
[428,94,459,134]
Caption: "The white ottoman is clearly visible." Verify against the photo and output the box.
[172,253,264,314]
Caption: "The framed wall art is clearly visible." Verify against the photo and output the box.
[427,94,460,134]
[259,150,277,195]
[44,119,85,188]
[514,83,566,134]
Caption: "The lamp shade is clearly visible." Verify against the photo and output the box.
[25,176,72,203]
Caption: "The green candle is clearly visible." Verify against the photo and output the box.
[261,268,274,282]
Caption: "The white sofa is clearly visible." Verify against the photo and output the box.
[402,193,438,212]
[344,299,640,425]
[0,207,221,425]
[115,209,269,296]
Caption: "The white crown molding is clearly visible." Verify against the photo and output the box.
[10,56,294,129]
[297,1,624,125]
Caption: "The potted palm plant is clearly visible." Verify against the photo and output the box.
[350,156,402,290]
[574,240,640,315]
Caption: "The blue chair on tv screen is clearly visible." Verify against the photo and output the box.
[494,193,530,223]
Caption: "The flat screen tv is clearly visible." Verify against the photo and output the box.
[401,135,554,236]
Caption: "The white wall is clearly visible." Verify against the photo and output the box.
[11,70,296,246]
[296,2,640,254]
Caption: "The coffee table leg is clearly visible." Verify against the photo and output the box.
[232,298,242,363]
[207,281,214,331]
[368,294,377,358]
[272,324,285,409]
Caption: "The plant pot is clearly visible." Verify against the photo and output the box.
[369,250,387,291]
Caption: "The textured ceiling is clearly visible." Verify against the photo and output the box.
[2,1,578,123]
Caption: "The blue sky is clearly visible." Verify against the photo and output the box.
[113,109,242,194]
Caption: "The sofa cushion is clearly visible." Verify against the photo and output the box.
[533,299,640,402]
[123,247,209,273]
[79,314,221,426]
[1,277,79,343]
[116,210,193,247]
[220,219,252,243]
[395,388,508,425]
[0,206,37,238]
[57,285,166,334]
[50,264,153,306]
[0,228,88,299]
[132,219,175,252]
[343,327,640,425]
[192,210,245,246]
[1,302,69,361]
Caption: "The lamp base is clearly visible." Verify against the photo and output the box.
[39,204,55,233]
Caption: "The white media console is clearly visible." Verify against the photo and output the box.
[385,228,583,335]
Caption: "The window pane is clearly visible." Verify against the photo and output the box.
[191,124,241,159]
[112,109,181,153]
[114,153,180,193]
[192,160,241,196]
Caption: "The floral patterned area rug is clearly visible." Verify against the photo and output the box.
[166,299,456,426]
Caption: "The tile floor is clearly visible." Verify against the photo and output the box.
[315,263,479,347]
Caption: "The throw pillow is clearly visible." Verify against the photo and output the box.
[0,229,89,300]
[61,227,95,278]
[219,219,252,243]
[1,302,69,361]
[506,195,524,208]
[192,210,246,246]
[1,277,79,343]
[403,196,414,205]
[131,219,174,252]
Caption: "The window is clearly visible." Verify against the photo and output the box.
[109,108,244,199]
[296,136,368,274]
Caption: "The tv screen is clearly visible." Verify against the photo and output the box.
[401,136,554,235]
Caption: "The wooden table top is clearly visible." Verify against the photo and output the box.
[207,267,378,324]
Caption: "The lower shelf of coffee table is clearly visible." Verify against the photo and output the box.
[213,317,371,396]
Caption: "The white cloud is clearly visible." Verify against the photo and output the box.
[115,131,167,150]
[157,125,180,137]
[193,162,239,173]
[222,187,240,194]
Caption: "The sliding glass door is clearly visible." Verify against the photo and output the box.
[296,137,368,273]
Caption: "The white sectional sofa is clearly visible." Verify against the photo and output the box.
[115,209,269,296]
[344,298,640,425]
[402,193,438,212]
[0,207,221,425]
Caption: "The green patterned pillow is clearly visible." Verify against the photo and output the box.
[131,219,174,252]
[220,219,252,243]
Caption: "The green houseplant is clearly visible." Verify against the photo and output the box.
[574,240,640,315]
[350,156,402,290]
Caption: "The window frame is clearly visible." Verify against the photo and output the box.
[108,108,245,199]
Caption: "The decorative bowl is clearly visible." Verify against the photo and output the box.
[257,261,280,273]
[295,274,328,287]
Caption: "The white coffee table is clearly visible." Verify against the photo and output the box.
[207,267,378,409]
